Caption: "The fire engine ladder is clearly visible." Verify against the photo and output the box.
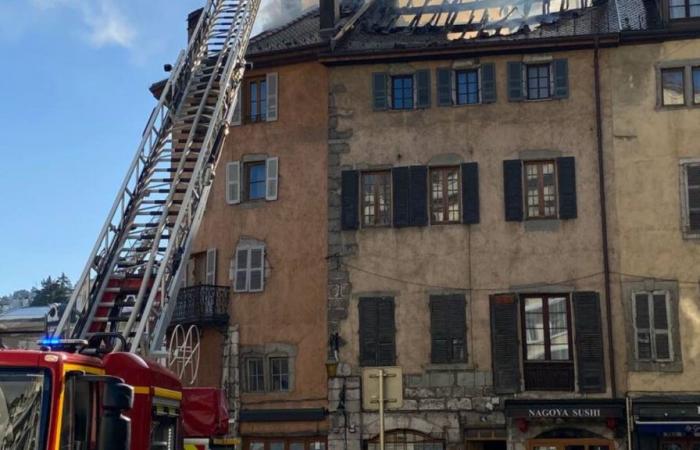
[53,0,260,355]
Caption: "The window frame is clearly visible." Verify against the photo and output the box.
[244,160,267,201]
[269,356,290,392]
[391,74,415,110]
[661,67,687,106]
[244,356,265,393]
[525,63,552,100]
[632,290,674,362]
[693,66,700,105]
[233,243,266,293]
[361,171,392,227]
[523,160,558,220]
[668,0,700,19]
[520,294,574,363]
[429,166,462,225]
[245,76,268,123]
[455,68,481,105]
[681,160,700,238]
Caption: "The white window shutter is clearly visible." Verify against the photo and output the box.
[234,248,249,292]
[266,72,278,122]
[226,161,241,205]
[231,93,242,126]
[206,248,217,285]
[266,157,279,201]
[249,246,265,292]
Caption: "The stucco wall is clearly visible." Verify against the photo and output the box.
[603,39,700,393]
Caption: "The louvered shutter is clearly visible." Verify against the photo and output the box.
[507,62,524,101]
[653,292,671,360]
[409,166,428,227]
[490,294,521,393]
[205,249,217,285]
[503,160,523,221]
[265,157,279,201]
[377,298,396,365]
[557,157,577,219]
[249,246,265,292]
[359,298,379,366]
[341,171,359,230]
[226,161,241,205]
[234,248,249,292]
[372,73,389,111]
[461,162,480,224]
[266,72,278,121]
[634,293,652,360]
[481,63,497,104]
[430,297,451,363]
[553,59,569,99]
[392,167,411,227]
[573,291,606,392]
[415,70,431,108]
[231,94,242,126]
[448,295,467,362]
[437,68,453,106]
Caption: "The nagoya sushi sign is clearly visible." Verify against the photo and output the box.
[527,408,602,418]
[506,402,625,420]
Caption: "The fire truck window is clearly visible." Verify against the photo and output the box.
[0,369,50,450]
[59,376,93,450]
[151,416,177,450]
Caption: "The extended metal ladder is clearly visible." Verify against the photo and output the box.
[53,0,260,355]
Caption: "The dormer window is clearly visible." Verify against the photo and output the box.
[669,0,700,19]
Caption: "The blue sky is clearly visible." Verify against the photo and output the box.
[0,0,290,294]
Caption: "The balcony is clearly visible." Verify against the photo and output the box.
[172,285,230,326]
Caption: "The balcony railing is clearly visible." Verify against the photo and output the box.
[172,285,230,326]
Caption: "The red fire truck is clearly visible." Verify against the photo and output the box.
[0,0,259,448]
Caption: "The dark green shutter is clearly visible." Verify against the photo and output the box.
[447,295,467,362]
[573,292,606,393]
[416,70,431,109]
[461,162,479,224]
[341,170,359,230]
[507,61,524,101]
[372,73,389,110]
[377,297,396,365]
[430,295,466,364]
[359,298,379,366]
[481,63,497,103]
[557,157,577,219]
[553,59,569,98]
[490,294,521,393]
[503,160,523,222]
[392,167,411,227]
[437,68,453,106]
[409,166,428,227]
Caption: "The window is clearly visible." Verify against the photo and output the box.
[245,357,265,392]
[430,295,467,364]
[270,357,290,391]
[527,64,551,100]
[430,167,461,224]
[524,161,557,219]
[367,430,444,450]
[234,243,265,293]
[669,0,700,18]
[359,297,395,367]
[392,75,414,110]
[246,161,267,200]
[693,67,700,104]
[246,77,267,123]
[246,438,326,450]
[682,162,700,236]
[362,171,391,227]
[633,291,672,361]
[60,375,96,450]
[456,69,480,105]
[662,68,686,106]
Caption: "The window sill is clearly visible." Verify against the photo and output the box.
[424,363,474,372]
[656,103,700,111]
[524,219,561,232]
[238,199,269,210]
[629,359,683,373]
[682,231,700,240]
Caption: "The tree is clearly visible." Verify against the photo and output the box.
[31,274,72,306]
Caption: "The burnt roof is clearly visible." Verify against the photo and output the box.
[248,8,324,55]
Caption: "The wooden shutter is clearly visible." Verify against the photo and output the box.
[205,249,217,285]
[249,246,265,292]
[377,298,396,365]
[437,68,453,106]
[415,70,431,109]
[430,297,451,364]
[392,167,411,227]
[553,59,569,99]
[231,93,242,126]
[461,162,480,224]
[490,294,521,393]
[633,293,653,360]
[234,248,249,292]
[372,73,389,111]
[507,61,524,101]
[226,161,241,205]
[265,157,279,201]
[503,160,523,221]
[481,63,497,104]
[573,291,606,392]
[266,72,279,121]
[409,165,428,227]
[341,170,359,230]
[359,298,379,366]
[557,157,577,219]
[652,292,672,360]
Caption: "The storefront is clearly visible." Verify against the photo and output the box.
[505,400,627,450]
[632,397,700,450]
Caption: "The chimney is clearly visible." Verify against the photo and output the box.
[187,8,204,42]
[320,0,340,40]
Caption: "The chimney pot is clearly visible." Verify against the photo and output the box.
[320,0,340,40]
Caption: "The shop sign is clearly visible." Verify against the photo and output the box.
[527,408,602,418]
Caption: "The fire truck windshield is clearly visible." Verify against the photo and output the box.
[0,369,50,450]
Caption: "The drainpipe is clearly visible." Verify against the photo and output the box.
[594,36,617,398]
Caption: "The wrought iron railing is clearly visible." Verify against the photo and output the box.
[172,285,229,326]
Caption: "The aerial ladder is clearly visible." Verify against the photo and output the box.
[0,0,261,449]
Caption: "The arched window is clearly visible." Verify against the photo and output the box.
[367,430,444,450]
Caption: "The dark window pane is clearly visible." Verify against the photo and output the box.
[637,331,652,359]
[248,163,266,200]
[430,167,461,224]
[362,172,391,226]
[527,64,550,99]
[662,68,685,106]
[455,69,479,105]
[246,358,264,392]
[655,333,671,359]
[270,357,289,391]
[653,294,669,329]
[524,161,557,219]
[392,75,414,110]
[693,68,700,104]
[635,293,650,328]
[670,0,687,17]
